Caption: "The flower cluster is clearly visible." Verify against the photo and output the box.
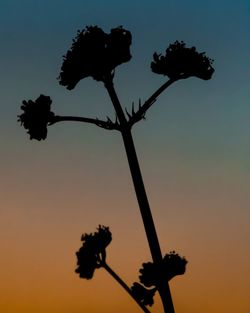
[58,26,132,89]
[131,282,156,307]
[18,95,54,140]
[151,41,214,80]
[75,225,112,279]
[139,251,187,287]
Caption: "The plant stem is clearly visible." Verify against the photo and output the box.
[128,78,177,126]
[50,115,120,130]
[104,77,175,313]
[121,128,175,313]
[103,262,151,313]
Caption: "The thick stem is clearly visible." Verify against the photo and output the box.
[121,129,175,313]
[103,262,151,313]
[104,78,175,313]
[122,129,162,261]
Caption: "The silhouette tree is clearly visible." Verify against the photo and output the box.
[18,25,214,313]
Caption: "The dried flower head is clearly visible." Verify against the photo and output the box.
[151,41,214,80]
[75,225,112,279]
[162,251,188,280]
[131,282,156,307]
[18,95,54,140]
[139,251,187,287]
[58,26,132,89]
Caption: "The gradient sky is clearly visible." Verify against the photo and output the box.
[0,1,250,312]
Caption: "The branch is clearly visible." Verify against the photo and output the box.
[49,115,120,131]
[127,78,177,127]
[104,76,128,129]
[103,262,151,313]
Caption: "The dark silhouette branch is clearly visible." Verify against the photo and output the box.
[127,78,177,127]
[121,129,175,313]
[50,115,120,131]
[104,75,128,129]
[103,76,175,313]
[103,262,151,313]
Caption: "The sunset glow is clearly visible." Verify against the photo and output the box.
[0,1,250,312]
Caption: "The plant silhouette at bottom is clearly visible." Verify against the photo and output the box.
[18,25,214,313]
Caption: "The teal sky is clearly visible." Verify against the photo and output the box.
[0,1,250,313]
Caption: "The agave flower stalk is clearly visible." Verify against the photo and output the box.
[19,26,214,313]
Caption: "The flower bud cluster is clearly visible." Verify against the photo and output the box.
[139,251,187,287]
[58,26,132,89]
[151,41,214,80]
[18,95,54,140]
[75,225,112,279]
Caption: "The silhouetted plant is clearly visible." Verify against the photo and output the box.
[75,225,112,279]
[131,282,156,307]
[58,26,132,89]
[18,95,54,140]
[18,25,214,313]
[151,40,214,80]
[75,225,151,313]
[139,252,188,287]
